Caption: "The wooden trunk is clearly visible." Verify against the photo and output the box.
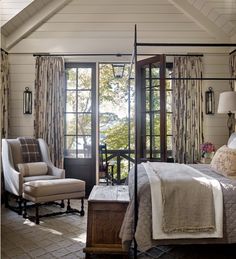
[84,185,129,258]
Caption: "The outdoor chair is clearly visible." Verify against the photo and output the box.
[99,144,115,185]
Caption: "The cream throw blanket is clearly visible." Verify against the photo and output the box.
[143,162,223,239]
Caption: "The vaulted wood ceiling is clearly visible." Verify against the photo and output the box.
[1,0,236,54]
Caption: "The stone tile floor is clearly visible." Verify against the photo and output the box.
[1,199,87,259]
[2,199,236,259]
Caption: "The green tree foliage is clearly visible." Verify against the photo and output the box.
[99,64,135,150]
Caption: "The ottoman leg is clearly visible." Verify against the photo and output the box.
[35,204,39,224]
[23,200,27,219]
[80,198,85,216]
[60,200,65,208]
[67,199,71,211]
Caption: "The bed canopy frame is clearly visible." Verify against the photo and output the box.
[28,25,236,258]
[130,25,236,258]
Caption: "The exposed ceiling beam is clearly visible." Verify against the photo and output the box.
[168,0,230,42]
[6,0,72,50]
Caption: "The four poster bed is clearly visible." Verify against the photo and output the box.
[120,26,236,255]
[120,161,236,251]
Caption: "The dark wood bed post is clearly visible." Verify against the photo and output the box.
[134,24,138,259]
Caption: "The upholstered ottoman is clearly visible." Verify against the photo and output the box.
[22,178,85,224]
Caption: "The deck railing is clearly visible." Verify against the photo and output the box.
[105,149,135,184]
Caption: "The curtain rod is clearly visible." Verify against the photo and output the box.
[1,48,8,55]
[32,53,203,57]
[137,43,236,47]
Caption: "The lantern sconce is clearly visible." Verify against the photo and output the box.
[23,87,32,114]
[112,63,125,78]
[205,87,215,115]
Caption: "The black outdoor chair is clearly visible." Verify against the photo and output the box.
[99,144,115,185]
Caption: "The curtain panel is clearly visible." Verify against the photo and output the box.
[34,56,65,168]
[229,54,236,90]
[1,50,10,138]
[172,56,203,164]
[229,54,236,131]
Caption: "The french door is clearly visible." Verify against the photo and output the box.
[136,55,173,162]
[64,63,96,195]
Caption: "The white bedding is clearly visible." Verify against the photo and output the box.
[142,162,223,240]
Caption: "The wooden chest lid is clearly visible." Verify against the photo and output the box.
[88,185,129,203]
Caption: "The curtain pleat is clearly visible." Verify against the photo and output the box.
[229,54,236,132]
[34,56,65,168]
[172,56,203,164]
[1,50,10,138]
[229,54,236,90]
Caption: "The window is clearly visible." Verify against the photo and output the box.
[64,63,95,158]
[137,56,173,162]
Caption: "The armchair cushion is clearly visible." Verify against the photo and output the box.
[17,162,48,177]
[24,175,59,182]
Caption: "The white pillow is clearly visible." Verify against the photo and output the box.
[211,145,236,177]
[228,132,236,149]
[17,162,48,177]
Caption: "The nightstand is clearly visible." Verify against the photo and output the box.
[200,157,212,164]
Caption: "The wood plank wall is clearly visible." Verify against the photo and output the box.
[8,54,35,138]
[203,54,230,148]
[8,53,230,149]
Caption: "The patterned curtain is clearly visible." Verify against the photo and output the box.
[172,56,203,164]
[34,56,65,168]
[229,54,236,90]
[229,54,236,131]
[1,50,10,138]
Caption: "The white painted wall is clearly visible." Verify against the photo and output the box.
[8,54,35,138]
[203,54,231,148]
[8,53,231,149]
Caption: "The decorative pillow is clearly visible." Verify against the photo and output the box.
[17,137,41,163]
[228,132,236,149]
[17,162,48,177]
[210,145,236,177]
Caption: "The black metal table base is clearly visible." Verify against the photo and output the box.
[23,198,84,224]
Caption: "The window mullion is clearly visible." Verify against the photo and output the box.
[76,68,79,158]
[149,64,153,159]
[160,55,167,161]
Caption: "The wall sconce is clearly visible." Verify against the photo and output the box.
[205,87,215,115]
[218,91,236,137]
[112,63,125,78]
[23,87,32,114]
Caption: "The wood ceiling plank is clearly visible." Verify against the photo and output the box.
[5,0,72,50]
[169,0,230,41]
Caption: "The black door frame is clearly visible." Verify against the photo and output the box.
[136,55,167,162]
[64,63,96,195]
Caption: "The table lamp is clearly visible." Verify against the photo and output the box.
[218,91,236,137]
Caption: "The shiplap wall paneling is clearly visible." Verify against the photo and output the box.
[8,54,35,138]
[203,54,230,149]
[8,53,231,147]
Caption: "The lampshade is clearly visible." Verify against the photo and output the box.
[217,91,236,114]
